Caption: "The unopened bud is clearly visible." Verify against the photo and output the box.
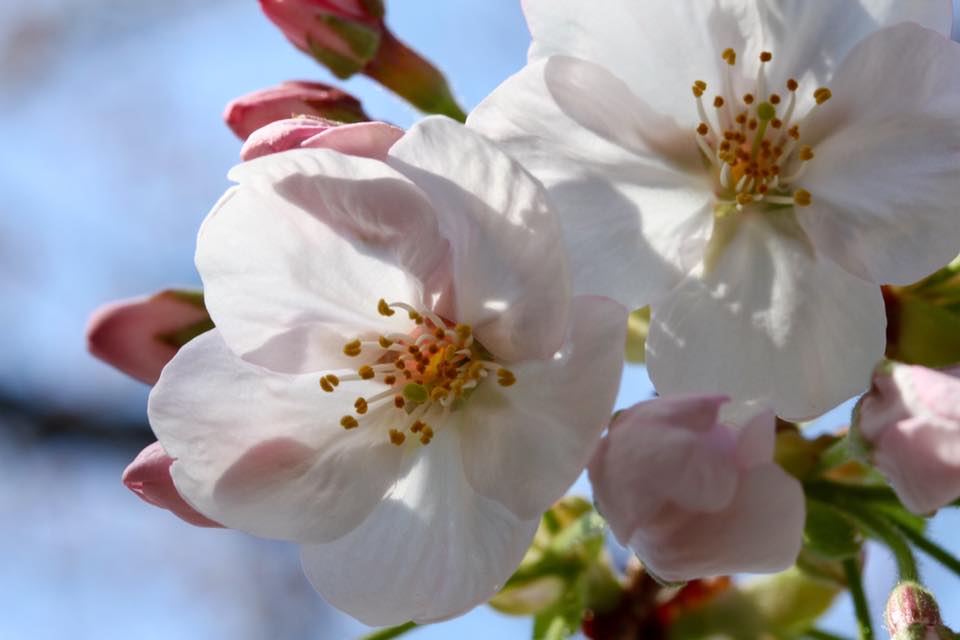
[885,582,952,640]
[224,81,369,141]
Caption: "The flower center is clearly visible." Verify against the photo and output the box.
[319,299,516,447]
[691,49,832,215]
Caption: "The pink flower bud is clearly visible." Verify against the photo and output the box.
[240,118,403,161]
[86,290,212,385]
[884,582,951,640]
[123,442,223,528]
[855,362,960,514]
[259,0,384,79]
[224,81,369,140]
[588,395,804,583]
[258,2,465,120]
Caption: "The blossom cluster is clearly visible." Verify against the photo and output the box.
[88,0,960,635]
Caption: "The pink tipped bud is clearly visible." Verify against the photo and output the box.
[259,0,384,79]
[86,290,212,385]
[257,1,465,120]
[123,442,223,528]
[240,118,403,161]
[854,362,960,514]
[224,81,369,140]
[885,582,951,640]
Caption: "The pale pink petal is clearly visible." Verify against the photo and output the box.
[469,57,714,310]
[86,290,211,384]
[734,408,777,468]
[458,296,627,520]
[857,363,960,513]
[630,464,804,582]
[149,330,405,543]
[647,212,886,421]
[797,23,960,285]
[198,150,450,373]
[300,121,403,159]
[388,117,570,361]
[588,396,738,540]
[301,426,538,626]
[241,119,402,161]
[122,442,222,528]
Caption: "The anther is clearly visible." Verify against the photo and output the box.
[697,123,709,136]
[354,398,368,414]
[320,377,335,393]
[383,374,397,385]
[788,125,800,140]
[394,395,406,409]
[358,365,375,380]
[743,93,755,105]
[799,145,814,161]
[713,96,725,108]
[722,48,737,65]
[736,193,754,206]
[794,190,812,206]
[419,426,434,445]
[692,81,706,97]
[341,416,359,430]
[786,78,799,92]
[433,327,446,339]
[454,324,472,342]
[343,339,362,357]
[497,369,516,387]
[410,420,425,433]
[377,299,395,316]
[378,336,394,348]
[769,93,781,105]
[813,88,832,105]
[771,118,783,129]
[389,429,406,445]
[759,51,772,62]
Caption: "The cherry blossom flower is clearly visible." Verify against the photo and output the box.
[147,116,627,625]
[588,395,804,582]
[470,1,960,420]
[854,362,960,514]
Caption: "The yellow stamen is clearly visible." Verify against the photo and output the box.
[354,398,368,414]
[389,429,406,445]
[813,88,832,105]
[722,48,737,65]
[799,145,814,161]
[341,416,359,429]
[343,339,362,357]
[377,299,395,316]
[497,368,516,387]
[793,190,812,206]
[358,365,375,380]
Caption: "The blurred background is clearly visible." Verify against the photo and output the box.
[1,2,959,638]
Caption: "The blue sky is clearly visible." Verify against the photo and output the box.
[1,1,959,638]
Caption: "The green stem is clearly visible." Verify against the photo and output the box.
[360,622,417,640]
[847,508,919,582]
[843,558,874,640]
[889,520,960,579]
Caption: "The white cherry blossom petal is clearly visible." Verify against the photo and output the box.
[755,1,951,113]
[469,57,715,309]
[795,23,960,285]
[388,117,570,362]
[149,329,405,543]
[458,295,627,520]
[647,212,886,421]
[301,426,539,626]
[198,150,450,373]
[521,0,762,123]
